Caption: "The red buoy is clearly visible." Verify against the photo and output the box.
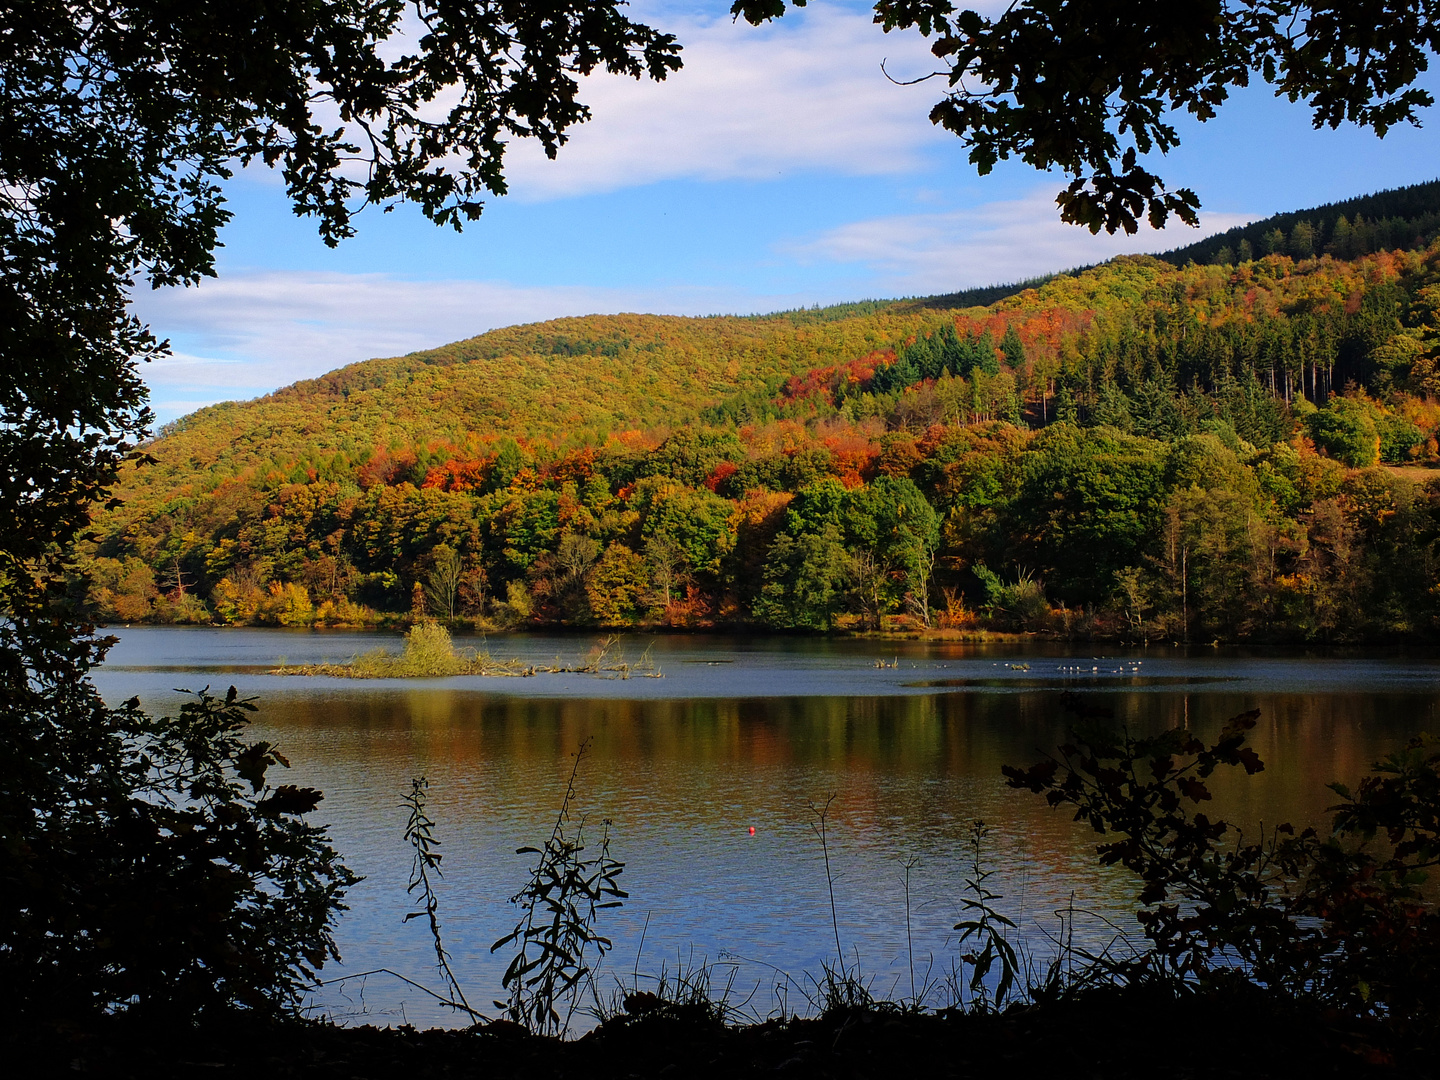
[748,826,756,836]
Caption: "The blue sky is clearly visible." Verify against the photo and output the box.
[134,1,1440,422]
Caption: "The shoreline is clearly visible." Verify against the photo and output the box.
[96,619,1440,650]
[15,983,1419,1079]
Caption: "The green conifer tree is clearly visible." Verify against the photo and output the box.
[1000,323,1027,368]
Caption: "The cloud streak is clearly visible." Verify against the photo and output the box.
[228,3,955,201]
[789,189,1255,293]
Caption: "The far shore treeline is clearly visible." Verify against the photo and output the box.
[82,234,1440,643]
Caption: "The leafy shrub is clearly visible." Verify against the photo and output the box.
[1378,411,1424,462]
[972,563,1048,625]
[398,621,465,675]
[152,591,212,624]
[344,622,466,677]
[1004,704,1440,1022]
[953,820,1019,1010]
[87,556,159,621]
[3,672,356,1023]
[492,742,627,1034]
[261,581,315,626]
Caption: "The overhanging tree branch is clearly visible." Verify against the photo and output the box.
[734,0,1440,234]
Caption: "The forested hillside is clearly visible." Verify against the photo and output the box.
[1157,177,1440,268]
[81,235,1440,643]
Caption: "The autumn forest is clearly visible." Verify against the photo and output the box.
[81,184,1440,644]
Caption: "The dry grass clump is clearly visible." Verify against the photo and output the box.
[272,625,664,680]
[273,622,533,678]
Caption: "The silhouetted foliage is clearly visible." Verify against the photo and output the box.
[492,742,627,1035]
[3,0,685,1028]
[1005,703,1440,1020]
[738,2,1440,235]
[2,684,355,1023]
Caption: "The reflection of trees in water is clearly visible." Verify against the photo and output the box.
[271,685,1424,768]
[257,687,1434,859]
[249,685,1436,1028]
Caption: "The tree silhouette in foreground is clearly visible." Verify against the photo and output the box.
[1,0,680,1025]
[735,1,1440,233]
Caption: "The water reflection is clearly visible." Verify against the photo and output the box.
[218,685,1438,1029]
[89,629,1440,1027]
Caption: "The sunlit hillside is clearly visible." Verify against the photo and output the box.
[127,304,939,516]
[84,211,1440,642]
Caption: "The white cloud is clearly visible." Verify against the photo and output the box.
[226,3,951,201]
[231,2,988,202]
[502,4,950,198]
[790,188,1256,293]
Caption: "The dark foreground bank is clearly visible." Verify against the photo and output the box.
[14,987,1432,1080]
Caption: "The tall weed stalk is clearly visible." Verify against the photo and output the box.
[400,777,478,1019]
[953,820,1019,1010]
[491,740,627,1035]
[808,795,875,1013]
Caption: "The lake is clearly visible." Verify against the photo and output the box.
[94,627,1440,1028]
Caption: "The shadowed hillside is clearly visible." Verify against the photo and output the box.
[1155,178,1440,267]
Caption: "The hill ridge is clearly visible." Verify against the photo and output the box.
[88,237,1440,644]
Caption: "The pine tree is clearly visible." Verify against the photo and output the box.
[1094,382,1135,432]
[1330,215,1354,258]
[1291,221,1316,258]
[976,330,1001,376]
[1000,323,1027,368]
[1055,383,1080,425]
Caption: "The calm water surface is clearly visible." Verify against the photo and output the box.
[96,628,1440,1027]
